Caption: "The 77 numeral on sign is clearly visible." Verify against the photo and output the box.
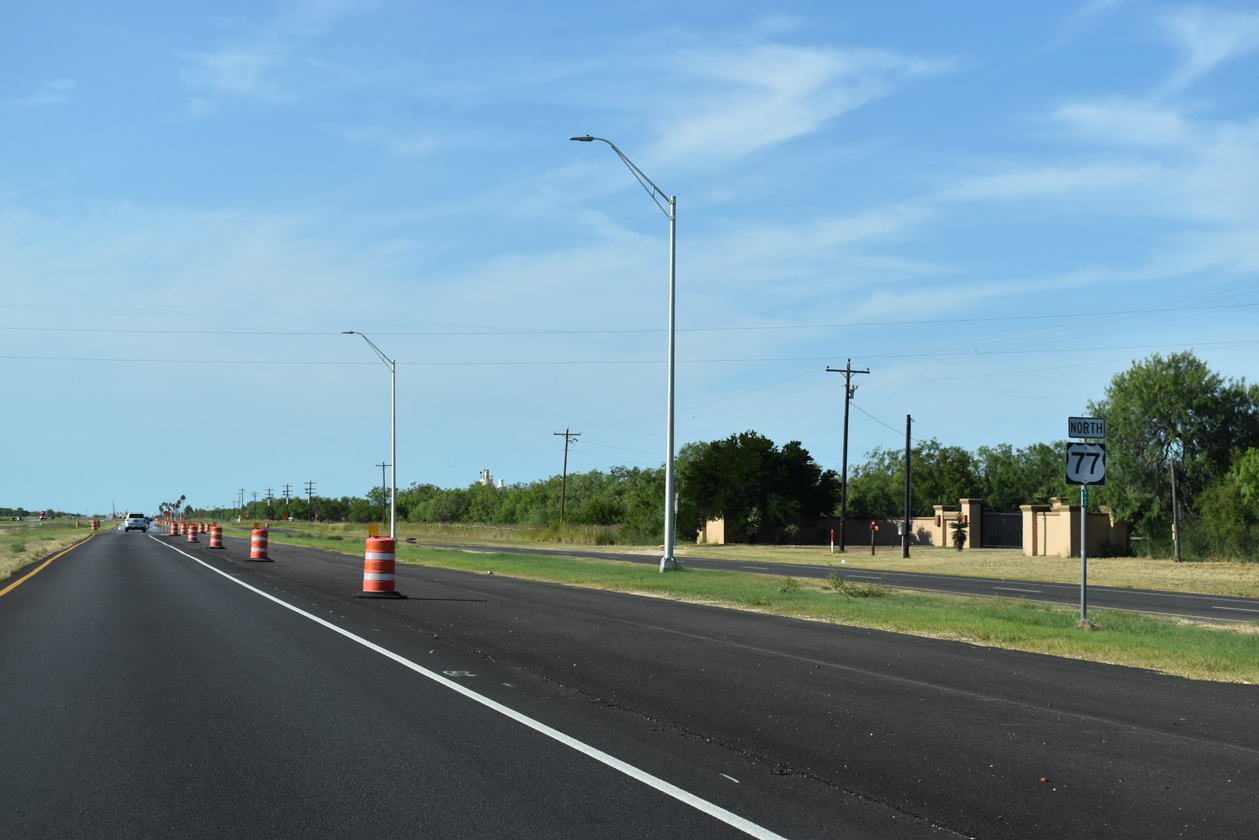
[1065,442,1106,486]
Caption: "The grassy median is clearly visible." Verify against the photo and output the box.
[247,520,1259,597]
[0,520,96,583]
[237,522,1259,684]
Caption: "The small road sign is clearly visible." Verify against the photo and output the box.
[1066,442,1106,485]
[1068,416,1106,439]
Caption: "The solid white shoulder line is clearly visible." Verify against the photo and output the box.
[152,536,789,840]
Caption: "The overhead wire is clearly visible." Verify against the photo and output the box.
[1,300,1255,338]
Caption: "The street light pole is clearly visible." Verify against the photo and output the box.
[343,331,396,540]
[571,134,678,571]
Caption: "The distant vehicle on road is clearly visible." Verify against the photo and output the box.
[124,513,148,532]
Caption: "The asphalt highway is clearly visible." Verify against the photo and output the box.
[3,529,1257,839]
[420,542,1259,623]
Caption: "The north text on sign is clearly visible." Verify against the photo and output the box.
[1068,416,1106,439]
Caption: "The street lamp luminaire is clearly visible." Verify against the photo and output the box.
[570,134,678,571]
[343,331,396,540]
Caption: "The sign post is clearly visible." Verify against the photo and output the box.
[1066,418,1106,621]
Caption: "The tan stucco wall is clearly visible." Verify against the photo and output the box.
[699,497,1129,556]
[1020,500,1128,557]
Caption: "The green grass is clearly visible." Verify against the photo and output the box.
[247,526,1259,684]
[249,521,1259,597]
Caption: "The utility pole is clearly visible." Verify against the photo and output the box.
[265,488,274,520]
[251,491,259,519]
[283,484,292,521]
[826,359,870,553]
[1170,458,1182,563]
[305,481,316,523]
[553,428,581,525]
[376,461,390,527]
[239,488,246,518]
[903,414,912,559]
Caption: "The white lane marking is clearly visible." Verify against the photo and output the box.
[993,586,1042,594]
[1212,606,1259,613]
[721,774,740,783]
[151,536,787,840]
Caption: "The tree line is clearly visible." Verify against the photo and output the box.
[172,351,1258,559]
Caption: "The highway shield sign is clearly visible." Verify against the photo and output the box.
[1065,442,1106,485]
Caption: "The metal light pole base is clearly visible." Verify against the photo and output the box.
[659,556,679,571]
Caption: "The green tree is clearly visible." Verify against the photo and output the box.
[349,497,378,523]
[976,442,1073,511]
[677,431,839,544]
[846,439,982,518]
[622,467,665,541]
[1195,448,1259,559]
[1087,352,1259,537]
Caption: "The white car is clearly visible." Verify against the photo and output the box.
[124,513,148,532]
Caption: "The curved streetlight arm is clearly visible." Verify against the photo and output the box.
[570,136,673,221]
[342,330,393,368]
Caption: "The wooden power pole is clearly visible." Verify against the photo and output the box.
[826,360,870,552]
[554,428,581,525]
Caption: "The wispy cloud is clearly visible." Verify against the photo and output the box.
[948,161,1156,201]
[12,79,76,105]
[1038,0,1135,54]
[176,0,368,111]
[655,44,948,162]
[179,45,290,103]
[937,92,1259,287]
[334,125,440,158]
[1159,5,1259,93]
[1051,99,1192,147]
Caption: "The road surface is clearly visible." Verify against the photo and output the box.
[2,529,1257,838]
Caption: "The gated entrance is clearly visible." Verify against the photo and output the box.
[981,510,1023,549]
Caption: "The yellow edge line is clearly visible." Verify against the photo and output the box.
[0,533,98,598]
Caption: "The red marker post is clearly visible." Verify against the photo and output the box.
[871,521,878,556]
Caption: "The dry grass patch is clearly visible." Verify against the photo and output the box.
[0,523,92,583]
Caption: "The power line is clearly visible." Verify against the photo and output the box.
[7,338,1254,367]
[3,301,1255,338]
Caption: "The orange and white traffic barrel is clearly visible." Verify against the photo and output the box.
[249,527,270,561]
[209,525,224,549]
[91,519,99,531]
[186,523,199,543]
[357,535,405,599]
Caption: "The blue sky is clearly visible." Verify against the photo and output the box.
[3,1,1257,517]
